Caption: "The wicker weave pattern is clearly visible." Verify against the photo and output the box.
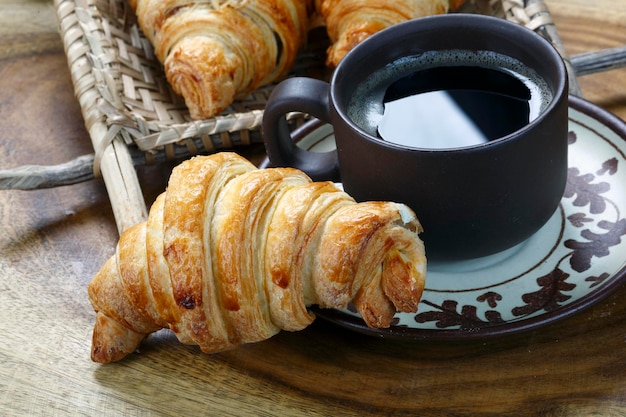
[54,0,285,170]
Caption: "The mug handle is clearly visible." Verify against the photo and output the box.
[262,77,340,181]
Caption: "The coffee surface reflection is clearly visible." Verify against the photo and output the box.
[348,50,553,149]
[379,66,540,148]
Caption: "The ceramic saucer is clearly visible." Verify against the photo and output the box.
[261,95,626,340]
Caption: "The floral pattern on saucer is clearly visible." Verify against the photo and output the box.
[313,96,626,339]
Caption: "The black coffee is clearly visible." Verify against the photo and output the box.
[348,50,553,149]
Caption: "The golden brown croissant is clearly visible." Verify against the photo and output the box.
[88,152,426,363]
[128,0,311,119]
[315,0,466,67]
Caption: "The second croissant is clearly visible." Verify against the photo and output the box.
[128,0,311,119]
[317,0,467,67]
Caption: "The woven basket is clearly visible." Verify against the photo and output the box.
[45,0,577,232]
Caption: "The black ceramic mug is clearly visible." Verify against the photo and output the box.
[263,14,568,260]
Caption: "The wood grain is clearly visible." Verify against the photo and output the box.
[550,0,626,119]
[2,1,626,416]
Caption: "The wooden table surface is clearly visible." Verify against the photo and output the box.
[2,1,626,415]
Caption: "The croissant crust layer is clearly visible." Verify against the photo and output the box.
[130,0,310,119]
[88,152,426,363]
[315,0,466,67]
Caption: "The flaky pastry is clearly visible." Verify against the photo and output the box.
[88,152,427,363]
[315,0,466,67]
[129,0,311,119]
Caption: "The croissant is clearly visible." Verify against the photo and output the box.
[315,0,466,67]
[127,0,311,119]
[88,152,426,363]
